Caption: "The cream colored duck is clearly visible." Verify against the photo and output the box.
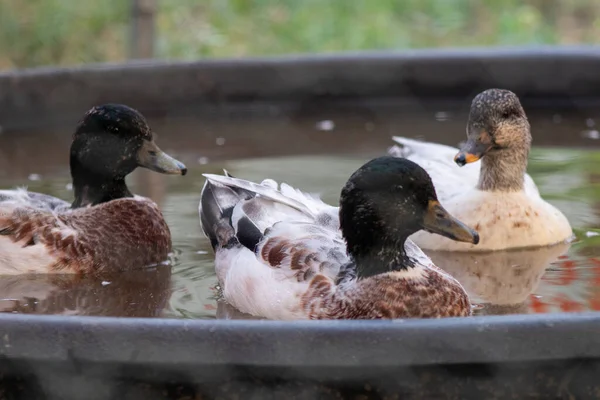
[199,157,479,320]
[388,88,573,252]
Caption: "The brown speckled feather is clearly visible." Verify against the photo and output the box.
[256,223,471,319]
[0,197,171,274]
[257,222,346,282]
[301,267,471,319]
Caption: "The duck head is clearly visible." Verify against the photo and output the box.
[70,104,186,207]
[339,156,479,273]
[455,88,531,166]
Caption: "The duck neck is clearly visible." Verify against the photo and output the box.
[71,172,133,208]
[350,235,416,279]
[477,144,529,192]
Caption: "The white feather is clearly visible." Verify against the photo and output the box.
[0,189,74,274]
[0,237,57,275]
[389,136,571,251]
[390,136,540,199]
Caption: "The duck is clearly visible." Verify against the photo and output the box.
[199,156,479,320]
[388,88,573,252]
[0,104,187,275]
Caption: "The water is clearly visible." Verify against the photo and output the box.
[1,107,600,319]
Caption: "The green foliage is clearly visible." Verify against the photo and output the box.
[0,0,128,69]
[2,0,600,70]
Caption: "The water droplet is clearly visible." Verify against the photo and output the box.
[28,174,41,181]
[583,130,600,140]
[434,111,450,121]
[197,157,209,165]
[586,231,600,237]
[587,118,596,128]
[65,183,73,191]
[315,120,335,131]
[216,137,226,146]
[196,250,208,254]
[101,281,111,286]
[552,114,562,124]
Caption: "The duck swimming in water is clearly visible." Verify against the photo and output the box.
[0,104,187,274]
[200,156,479,320]
[389,88,573,252]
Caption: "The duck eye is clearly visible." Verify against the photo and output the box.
[148,151,157,156]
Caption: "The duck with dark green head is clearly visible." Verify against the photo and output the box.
[0,104,186,275]
[200,156,479,320]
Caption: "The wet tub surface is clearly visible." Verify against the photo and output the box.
[1,105,600,319]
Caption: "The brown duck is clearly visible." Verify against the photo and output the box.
[0,104,186,274]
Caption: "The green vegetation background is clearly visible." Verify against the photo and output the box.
[1,0,599,70]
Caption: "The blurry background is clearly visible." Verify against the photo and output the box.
[1,0,600,71]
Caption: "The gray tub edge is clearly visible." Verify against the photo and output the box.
[2,45,600,130]
[0,311,597,368]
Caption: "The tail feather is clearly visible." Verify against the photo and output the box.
[200,173,334,252]
[199,179,243,250]
[202,174,316,218]
[200,175,277,251]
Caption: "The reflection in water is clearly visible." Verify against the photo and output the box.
[427,243,571,315]
[0,266,172,317]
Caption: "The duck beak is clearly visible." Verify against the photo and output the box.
[137,140,187,176]
[454,134,492,167]
[421,200,479,244]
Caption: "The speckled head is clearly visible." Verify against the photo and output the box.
[71,104,187,179]
[455,89,530,166]
[70,104,187,207]
[339,157,479,258]
[75,104,153,142]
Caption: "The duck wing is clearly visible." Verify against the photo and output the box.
[200,173,349,319]
[200,173,345,274]
[0,188,70,212]
[388,136,540,200]
[0,196,171,274]
[200,173,340,247]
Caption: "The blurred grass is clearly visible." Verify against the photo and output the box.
[1,0,600,70]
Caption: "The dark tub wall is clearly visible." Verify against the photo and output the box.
[2,46,600,130]
[2,47,600,183]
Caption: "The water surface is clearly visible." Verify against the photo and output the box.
[1,108,600,318]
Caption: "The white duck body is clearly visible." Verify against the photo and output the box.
[386,89,574,252]
[389,136,572,252]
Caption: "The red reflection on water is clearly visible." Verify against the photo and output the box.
[527,254,600,314]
